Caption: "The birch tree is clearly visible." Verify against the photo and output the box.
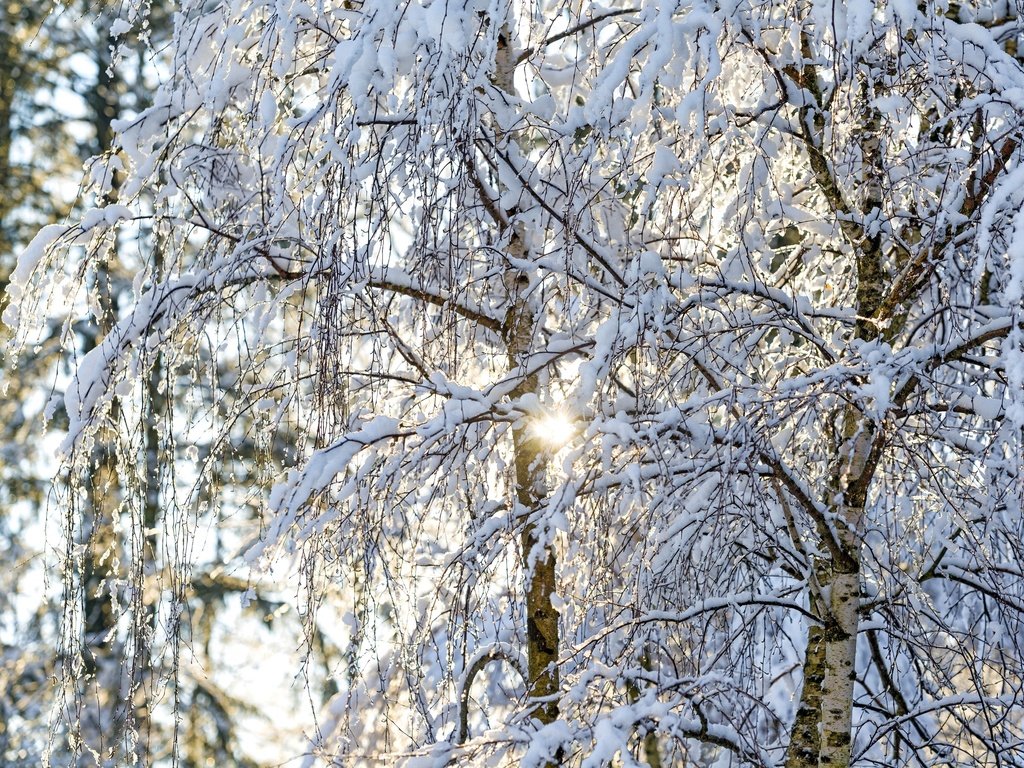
[7,0,1024,766]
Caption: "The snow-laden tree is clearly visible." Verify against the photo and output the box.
[7,0,1024,765]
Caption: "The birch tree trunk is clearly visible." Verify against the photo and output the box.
[494,16,561,747]
[507,294,561,729]
[785,16,889,768]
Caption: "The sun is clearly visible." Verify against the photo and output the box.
[530,410,577,449]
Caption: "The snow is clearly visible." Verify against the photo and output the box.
[14,0,1024,765]
[62,273,200,453]
[3,224,66,309]
[109,17,133,36]
[520,720,571,768]
[972,395,1002,420]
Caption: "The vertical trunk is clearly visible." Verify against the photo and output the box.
[78,261,121,764]
[130,317,162,764]
[786,432,868,768]
[626,648,662,767]
[512,436,561,727]
[493,16,561,749]
[787,559,861,768]
[502,195,559,728]
[78,26,123,733]
[786,22,888,767]
[786,617,826,768]
[0,8,19,265]
[815,560,861,768]
[814,90,887,768]
[78,15,159,764]
[508,318,560,726]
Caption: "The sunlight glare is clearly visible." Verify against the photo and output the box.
[531,410,577,449]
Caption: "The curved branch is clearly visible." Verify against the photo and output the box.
[456,644,527,745]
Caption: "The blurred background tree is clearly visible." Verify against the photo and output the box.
[0,2,330,765]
